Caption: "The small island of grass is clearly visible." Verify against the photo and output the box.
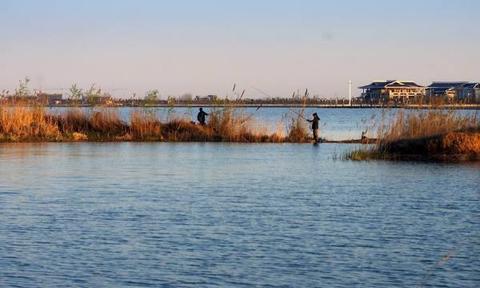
[0,105,312,143]
[346,109,480,162]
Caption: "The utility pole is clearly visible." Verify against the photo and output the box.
[348,80,352,107]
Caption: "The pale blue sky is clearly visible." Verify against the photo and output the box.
[1,0,479,98]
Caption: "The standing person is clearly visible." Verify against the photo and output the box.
[306,112,320,143]
[197,107,209,126]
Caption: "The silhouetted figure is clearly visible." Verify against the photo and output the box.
[197,107,209,125]
[306,112,320,143]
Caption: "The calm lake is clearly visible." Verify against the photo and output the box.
[0,141,479,287]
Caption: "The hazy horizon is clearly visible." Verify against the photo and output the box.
[1,0,479,99]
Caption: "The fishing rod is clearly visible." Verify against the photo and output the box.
[240,103,264,124]
[251,86,274,99]
[236,86,273,125]
[285,88,311,121]
[242,86,313,125]
[288,108,308,121]
[249,85,288,115]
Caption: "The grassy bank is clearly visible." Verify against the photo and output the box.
[346,109,480,161]
[0,106,310,143]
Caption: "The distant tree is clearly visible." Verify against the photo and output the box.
[167,95,176,117]
[15,77,30,97]
[178,93,193,102]
[68,83,83,104]
[85,84,102,106]
[0,89,9,98]
[144,89,159,106]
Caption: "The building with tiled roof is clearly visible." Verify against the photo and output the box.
[359,80,425,103]
[426,82,480,103]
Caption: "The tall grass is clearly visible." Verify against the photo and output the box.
[205,106,286,142]
[53,108,128,140]
[129,110,162,140]
[0,105,291,143]
[286,116,309,142]
[90,109,126,134]
[346,109,480,161]
[284,96,310,143]
[377,109,478,143]
[0,106,60,141]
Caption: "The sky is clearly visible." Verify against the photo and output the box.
[0,0,479,99]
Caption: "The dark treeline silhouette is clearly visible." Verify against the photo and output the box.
[1,93,479,107]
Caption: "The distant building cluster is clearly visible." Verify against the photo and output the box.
[1,82,480,107]
[37,93,63,105]
[359,80,480,103]
[0,92,113,106]
[194,95,218,102]
[0,93,65,105]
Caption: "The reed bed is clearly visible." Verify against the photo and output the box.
[0,106,61,141]
[377,109,478,142]
[286,116,309,143]
[129,110,162,140]
[0,105,308,143]
[346,109,480,161]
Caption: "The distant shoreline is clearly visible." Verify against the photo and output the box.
[8,103,480,110]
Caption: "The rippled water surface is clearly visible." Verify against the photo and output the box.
[0,143,479,287]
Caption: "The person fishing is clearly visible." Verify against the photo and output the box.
[306,112,320,143]
[197,107,209,126]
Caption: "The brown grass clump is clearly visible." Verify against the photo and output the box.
[347,109,480,161]
[162,118,211,141]
[207,107,248,141]
[283,98,311,143]
[286,117,309,142]
[379,130,480,160]
[0,105,288,143]
[58,108,89,132]
[205,107,284,142]
[53,108,128,140]
[378,109,478,143]
[439,130,480,154]
[129,110,162,140]
[0,106,61,141]
[89,109,127,135]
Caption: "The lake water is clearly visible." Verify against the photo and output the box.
[0,142,479,287]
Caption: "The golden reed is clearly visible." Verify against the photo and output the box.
[0,106,309,143]
[347,109,480,161]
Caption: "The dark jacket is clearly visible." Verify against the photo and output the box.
[308,115,320,130]
[197,110,208,124]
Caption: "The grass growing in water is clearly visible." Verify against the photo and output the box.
[345,109,480,161]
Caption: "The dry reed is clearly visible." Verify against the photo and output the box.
[377,109,478,143]
[129,110,162,140]
[0,105,292,143]
[286,116,309,142]
[346,109,480,161]
[0,106,61,141]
